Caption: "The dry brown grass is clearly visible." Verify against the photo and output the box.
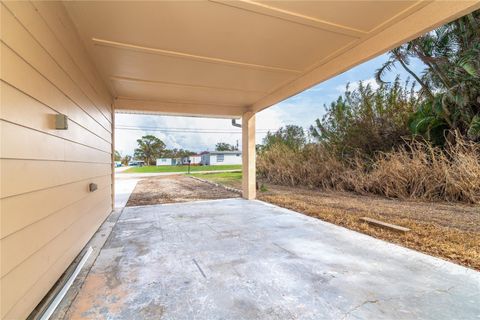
[257,138,480,203]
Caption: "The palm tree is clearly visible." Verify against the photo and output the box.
[375,10,480,142]
[376,46,434,99]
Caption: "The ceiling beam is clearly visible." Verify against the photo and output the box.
[210,0,366,38]
[115,98,247,118]
[110,76,267,94]
[250,0,480,113]
[92,38,301,74]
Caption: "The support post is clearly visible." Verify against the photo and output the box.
[242,111,256,200]
[111,104,115,210]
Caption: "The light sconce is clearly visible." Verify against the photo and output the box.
[89,183,98,192]
[55,114,68,130]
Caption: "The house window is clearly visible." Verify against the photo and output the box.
[161,159,166,162]
[217,154,224,162]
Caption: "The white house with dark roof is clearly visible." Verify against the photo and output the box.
[200,151,242,165]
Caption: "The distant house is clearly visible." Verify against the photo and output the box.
[181,154,202,165]
[156,158,172,166]
[201,151,242,165]
[156,155,202,166]
[156,158,181,166]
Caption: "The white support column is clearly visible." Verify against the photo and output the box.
[111,104,115,210]
[242,111,256,200]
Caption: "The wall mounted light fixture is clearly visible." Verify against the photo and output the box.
[55,114,69,130]
[89,183,98,192]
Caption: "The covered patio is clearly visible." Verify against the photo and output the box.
[57,197,480,319]
[2,1,480,319]
[61,0,480,200]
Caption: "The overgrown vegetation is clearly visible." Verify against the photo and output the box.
[377,10,480,144]
[309,78,417,157]
[258,11,480,204]
[258,138,479,203]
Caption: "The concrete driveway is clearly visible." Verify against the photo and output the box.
[60,199,479,319]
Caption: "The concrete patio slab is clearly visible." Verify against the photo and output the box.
[63,199,480,320]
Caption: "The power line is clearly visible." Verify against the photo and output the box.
[116,124,276,131]
[115,125,273,134]
[116,125,240,132]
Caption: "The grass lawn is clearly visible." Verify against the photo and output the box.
[190,171,242,189]
[124,164,241,173]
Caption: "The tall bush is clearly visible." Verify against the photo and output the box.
[309,78,417,158]
[257,137,480,203]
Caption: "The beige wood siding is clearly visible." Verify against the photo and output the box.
[0,2,113,319]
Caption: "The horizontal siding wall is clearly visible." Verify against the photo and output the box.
[0,1,113,319]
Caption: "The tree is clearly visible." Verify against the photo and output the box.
[133,135,166,165]
[263,125,306,151]
[114,150,122,161]
[162,148,196,158]
[215,142,236,151]
[121,155,132,166]
[376,10,480,143]
[309,78,416,157]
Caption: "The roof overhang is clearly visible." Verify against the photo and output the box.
[64,0,480,118]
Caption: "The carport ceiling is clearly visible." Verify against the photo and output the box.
[64,1,480,117]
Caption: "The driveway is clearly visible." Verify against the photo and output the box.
[114,166,131,174]
[60,199,479,319]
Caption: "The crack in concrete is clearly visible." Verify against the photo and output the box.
[433,286,455,295]
[341,285,458,320]
[192,258,207,279]
[272,243,299,258]
[342,299,379,320]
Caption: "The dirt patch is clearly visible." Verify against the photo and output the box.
[126,175,239,206]
[257,184,480,270]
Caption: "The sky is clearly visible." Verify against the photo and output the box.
[115,54,424,156]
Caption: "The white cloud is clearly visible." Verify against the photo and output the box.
[335,77,380,93]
